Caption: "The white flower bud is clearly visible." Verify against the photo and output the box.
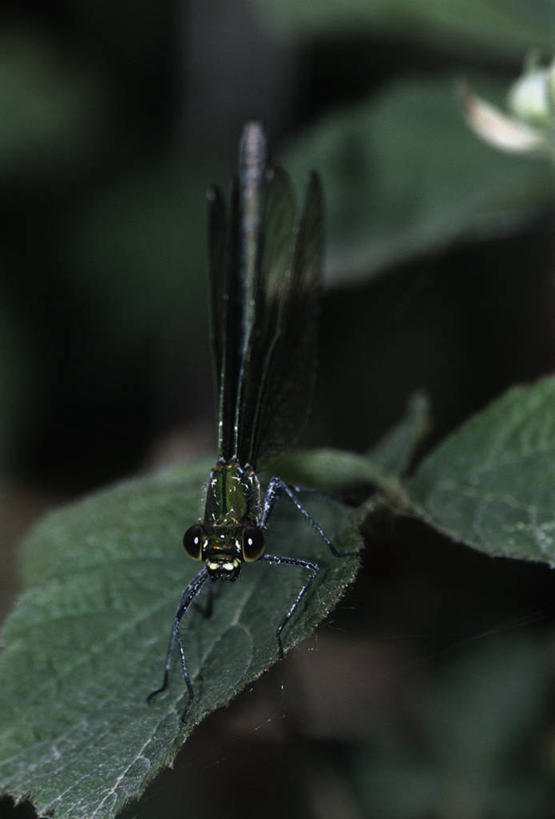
[508,65,553,126]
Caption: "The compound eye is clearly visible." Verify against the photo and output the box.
[183,525,203,560]
[242,526,264,562]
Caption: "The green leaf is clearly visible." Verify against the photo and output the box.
[285,78,554,284]
[369,392,431,477]
[266,447,390,493]
[255,0,553,58]
[406,375,555,566]
[0,456,361,818]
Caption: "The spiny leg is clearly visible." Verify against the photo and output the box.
[260,476,357,557]
[174,630,194,722]
[147,567,209,721]
[262,553,318,657]
[286,484,343,504]
[289,483,373,509]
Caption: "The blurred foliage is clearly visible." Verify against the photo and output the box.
[254,0,554,58]
[0,0,554,817]
[286,77,552,282]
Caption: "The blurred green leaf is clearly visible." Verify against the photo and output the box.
[0,29,106,182]
[285,78,553,284]
[406,375,555,566]
[0,456,361,818]
[255,0,553,58]
[369,392,430,477]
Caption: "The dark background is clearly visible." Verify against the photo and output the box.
[1,1,554,817]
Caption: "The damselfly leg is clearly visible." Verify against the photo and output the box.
[148,486,354,721]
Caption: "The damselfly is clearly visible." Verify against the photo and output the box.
[148,123,354,721]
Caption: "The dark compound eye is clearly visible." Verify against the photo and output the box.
[242,526,264,562]
[183,524,203,560]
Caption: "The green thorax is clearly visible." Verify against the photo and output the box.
[203,459,261,526]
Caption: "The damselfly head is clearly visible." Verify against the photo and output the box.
[202,525,243,581]
[184,523,243,581]
[183,523,264,581]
